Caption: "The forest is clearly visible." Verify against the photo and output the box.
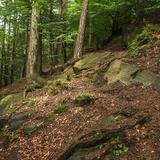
[0,0,160,159]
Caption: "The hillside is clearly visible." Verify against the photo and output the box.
[0,26,160,160]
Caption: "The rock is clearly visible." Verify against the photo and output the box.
[104,60,139,85]
[104,60,160,89]
[24,125,39,136]
[73,52,110,73]
[0,93,23,116]
[8,113,28,130]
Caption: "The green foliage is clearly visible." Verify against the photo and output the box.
[109,136,128,157]
[111,143,128,157]
[128,24,160,58]
[1,0,160,89]
[54,79,69,89]
[25,98,36,107]
[46,79,70,95]
[51,104,68,115]
[0,127,19,143]
[75,93,96,105]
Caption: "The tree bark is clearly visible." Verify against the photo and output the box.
[4,20,11,86]
[135,0,145,23]
[27,5,40,76]
[0,20,6,87]
[74,0,89,59]
[11,13,17,83]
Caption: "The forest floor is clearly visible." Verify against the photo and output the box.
[0,44,160,160]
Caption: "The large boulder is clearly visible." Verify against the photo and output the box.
[0,93,23,116]
[73,52,110,73]
[104,60,160,89]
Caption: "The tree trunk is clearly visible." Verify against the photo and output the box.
[60,0,68,64]
[38,27,43,74]
[0,20,6,87]
[11,14,17,83]
[49,0,55,66]
[74,0,89,58]
[22,18,30,78]
[27,5,40,76]
[4,20,11,86]
[135,0,145,23]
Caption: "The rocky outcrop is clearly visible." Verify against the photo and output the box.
[104,60,160,90]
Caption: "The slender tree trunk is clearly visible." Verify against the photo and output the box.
[11,15,17,83]
[38,27,43,74]
[74,0,89,58]
[135,0,145,23]
[22,18,30,78]
[59,0,67,64]
[0,20,6,87]
[49,0,55,66]
[27,5,40,76]
[4,20,11,86]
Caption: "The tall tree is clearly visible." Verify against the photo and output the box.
[74,0,89,58]
[27,2,40,76]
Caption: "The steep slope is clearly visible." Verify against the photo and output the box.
[0,47,160,160]
[0,25,160,160]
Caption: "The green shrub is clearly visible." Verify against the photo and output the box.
[52,104,68,115]
[109,136,128,157]
[111,143,128,157]
[75,93,96,105]
[54,79,69,89]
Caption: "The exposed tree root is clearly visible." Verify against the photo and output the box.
[54,115,151,160]
[55,129,125,160]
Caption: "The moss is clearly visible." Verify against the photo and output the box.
[50,104,68,115]
[128,24,160,58]
[45,79,70,96]
[75,93,96,105]
[24,74,46,96]
[8,113,28,130]
[0,93,23,116]
[25,98,36,107]
[92,70,106,87]
[73,52,110,73]
[24,125,40,137]
[0,127,19,144]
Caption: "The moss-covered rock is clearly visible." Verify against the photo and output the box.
[8,113,28,130]
[0,93,23,116]
[73,52,110,73]
[24,124,41,137]
[104,59,160,88]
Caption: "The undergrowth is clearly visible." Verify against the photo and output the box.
[128,24,160,58]
[75,93,96,105]
[45,79,69,95]
[50,104,68,115]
